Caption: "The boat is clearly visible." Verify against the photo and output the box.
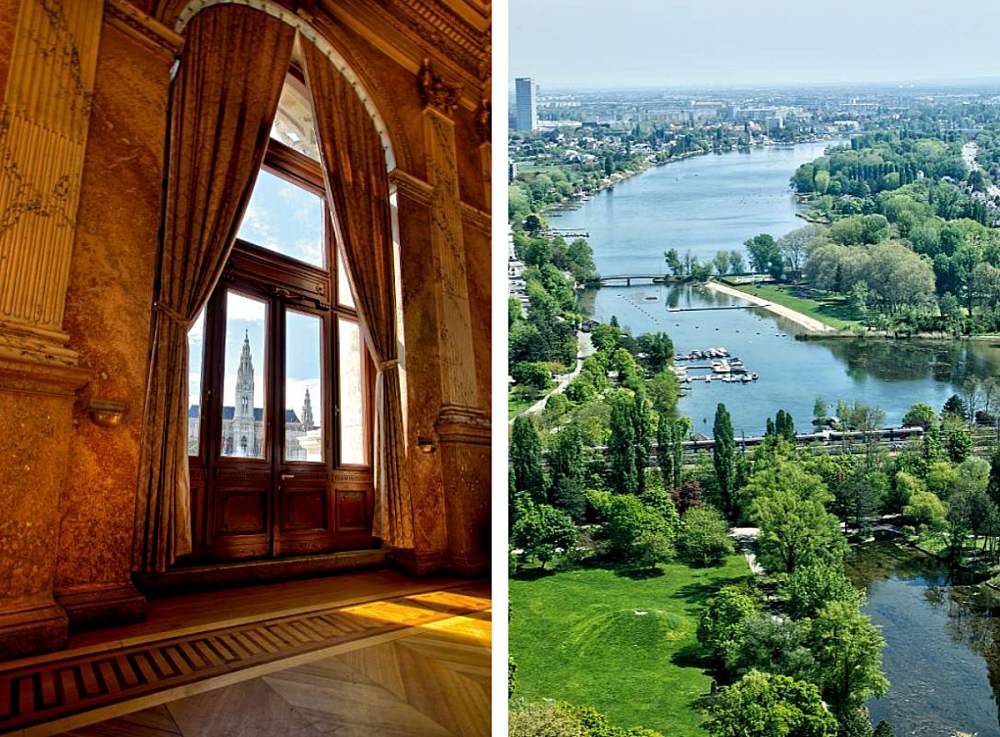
[643,295,659,302]
[741,374,752,383]
[751,372,759,381]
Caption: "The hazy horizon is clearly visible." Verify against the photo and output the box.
[510,0,1000,89]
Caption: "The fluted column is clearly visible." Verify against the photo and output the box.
[414,60,489,575]
[0,0,103,657]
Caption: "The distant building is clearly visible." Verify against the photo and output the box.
[188,332,317,459]
[515,77,537,132]
[508,161,518,182]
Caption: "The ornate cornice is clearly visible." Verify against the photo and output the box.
[435,403,490,446]
[417,58,459,115]
[392,0,490,81]
[105,0,183,55]
[460,202,489,234]
[389,168,434,206]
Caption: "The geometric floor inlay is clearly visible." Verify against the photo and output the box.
[0,586,489,735]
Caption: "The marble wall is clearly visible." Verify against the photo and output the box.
[56,14,174,625]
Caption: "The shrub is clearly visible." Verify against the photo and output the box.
[781,562,862,619]
[604,495,675,568]
[903,490,948,530]
[510,502,577,568]
[697,584,760,662]
[705,671,837,737]
[676,507,734,567]
[512,361,554,390]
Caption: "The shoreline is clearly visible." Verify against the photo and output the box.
[705,280,837,334]
[540,137,843,218]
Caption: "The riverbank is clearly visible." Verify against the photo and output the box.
[706,280,840,333]
[541,137,843,218]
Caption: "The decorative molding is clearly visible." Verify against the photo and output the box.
[389,168,433,207]
[105,0,183,54]
[391,169,489,233]
[0,599,68,660]
[435,403,490,446]
[54,581,146,628]
[0,320,81,369]
[417,57,459,115]
[460,202,490,234]
[391,0,490,82]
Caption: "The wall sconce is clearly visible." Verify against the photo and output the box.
[416,436,437,454]
[87,399,126,428]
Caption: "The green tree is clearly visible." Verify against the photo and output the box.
[511,415,546,503]
[608,393,638,495]
[676,506,735,567]
[510,501,577,568]
[807,601,889,720]
[713,403,737,520]
[902,402,937,429]
[775,409,796,441]
[705,671,837,737]
[697,585,761,662]
[903,490,948,530]
[656,414,688,490]
[512,361,553,389]
[604,494,675,569]
[813,397,828,422]
[744,234,784,278]
[664,247,684,277]
[549,424,587,521]
[781,562,862,619]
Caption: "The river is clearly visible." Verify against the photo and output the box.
[847,544,1000,736]
[550,143,1000,436]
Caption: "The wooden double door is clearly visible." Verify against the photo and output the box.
[186,244,375,563]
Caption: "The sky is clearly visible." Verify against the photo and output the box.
[510,0,1000,89]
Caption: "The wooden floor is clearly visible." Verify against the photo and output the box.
[0,573,490,737]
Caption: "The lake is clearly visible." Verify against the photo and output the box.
[551,144,1000,436]
[847,544,1000,736]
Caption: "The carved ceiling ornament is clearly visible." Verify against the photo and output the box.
[417,58,459,115]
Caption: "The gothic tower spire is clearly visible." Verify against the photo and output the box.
[235,329,254,420]
[302,387,314,429]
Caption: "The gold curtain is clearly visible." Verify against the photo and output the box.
[133,7,295,573]
[302,42,414,548]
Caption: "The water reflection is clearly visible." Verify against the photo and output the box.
[846,544,1000,736]
[582,283,1000,436]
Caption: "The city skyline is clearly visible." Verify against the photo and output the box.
[510,0,1000,89]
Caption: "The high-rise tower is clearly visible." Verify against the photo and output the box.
[515,77,537,132]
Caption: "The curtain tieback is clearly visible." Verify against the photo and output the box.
[153,301,188,327]
[379,358,399,371]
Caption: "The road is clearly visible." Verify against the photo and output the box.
[523,331,595,416]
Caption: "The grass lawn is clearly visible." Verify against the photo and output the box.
[733,283,862,331]
[508,388,543,416]
[509,555,751,736]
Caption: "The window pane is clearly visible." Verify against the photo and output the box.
[222,292,267,459]
[338,318,366,465]
[270,80,320,161]
[237,169,325,268]
[286,311,323,463]
[337,246,355,308]
[187,309,205,456]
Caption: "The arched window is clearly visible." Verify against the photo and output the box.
[186,68,374,563]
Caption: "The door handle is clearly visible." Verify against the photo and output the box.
[280,473,295,481]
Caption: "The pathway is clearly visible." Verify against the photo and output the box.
[730,527,764,576]
[523,331,595,417]
[705,281,837,334]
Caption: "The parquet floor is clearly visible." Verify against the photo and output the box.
[0,580,490,737]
